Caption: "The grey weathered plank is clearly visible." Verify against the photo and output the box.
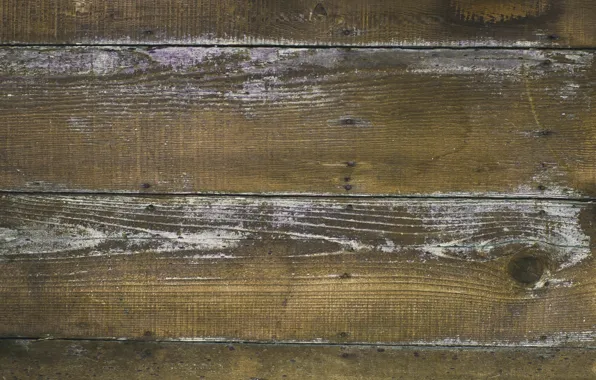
[1,340,595,379]
[1,194,595,345]
[1,47,596,196]
[0,0,595,47]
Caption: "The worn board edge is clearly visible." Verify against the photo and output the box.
[0,39,570,48]
[1,339,595,380]
[1,194,596,346]
[2,190,594,200]
[1,47,596,197]
[0,0,595,48]
[2,191,595,200]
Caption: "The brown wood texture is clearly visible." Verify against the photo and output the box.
[2,340,595,380]
[1,194,595,345]
[1,47,596,196]
[0,0,595,47]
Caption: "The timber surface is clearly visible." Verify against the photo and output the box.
[1,194,595,345]
[0,0,595,47]
[2,0,596,373]
[1,47,596,196]
[1,340,595,380]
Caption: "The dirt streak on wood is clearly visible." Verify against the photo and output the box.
[0,0,595,47]
[1,194,595,345]
[1,47,595,196]
[1,340,595,380]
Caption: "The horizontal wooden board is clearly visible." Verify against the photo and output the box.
[1,340,595,380]
[1,47,596,196]
[1,194,596,345]
[0,0,595,47]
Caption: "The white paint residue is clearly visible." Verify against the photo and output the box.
[408,50,593,78]
[149,47,226,69]
[3,196,591,270]
[0,227,18,242]
[144,229,247,252]
[39,33,557,48]
[511,183,581,199]
[379,239,396,253]
[411,331,595,346]
[0,48,142,76]
[289,49,344,70]
[1,225,108,255]
[89,50,123,75]
[405,200,590,268]
[284,250,355,258]
[408,50,544,76]
[13,340,31,351]
[541,278,574,288]
[1,219,246,257]
[417,246,460,260]
[558,81,582,100]
[244,48,348,74]
[144,331,595,346]
[246,48,283,66]
[188,253,236,260]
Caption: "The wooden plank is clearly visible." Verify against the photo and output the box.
[1,47,596,196]
[0,0,595,47]
[1,340,595,380]
[1,194,595,345]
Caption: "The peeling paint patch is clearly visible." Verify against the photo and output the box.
[151,332,596,346]
[148,47,227,69]
[4,47,591,79]
[0,223,247,257]
[0,227,18,242]
[0,196,591,270]
[412,330,595,347]
[407,50,593,77]
[405,200,590,268]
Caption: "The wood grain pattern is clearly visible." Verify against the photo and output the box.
[1,194,595,345]
[2,340,595,380]
[1,47,596,196]
[0,0,595,47]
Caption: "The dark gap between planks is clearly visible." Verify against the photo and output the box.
[1,190,595,203]
[2,44,596,51]
[1,338,595,350]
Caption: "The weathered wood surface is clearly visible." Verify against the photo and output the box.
[1,194,595,344]
[0,0,595,47]
[1,47,596,196]
[2,340,595,380]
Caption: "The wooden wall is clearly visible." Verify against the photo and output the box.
[2,0,596,47]
[1,0,595,378]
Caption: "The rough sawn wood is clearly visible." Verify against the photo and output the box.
[1,47,596,196]
[1,195,595,345]
[1,0,595,47]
